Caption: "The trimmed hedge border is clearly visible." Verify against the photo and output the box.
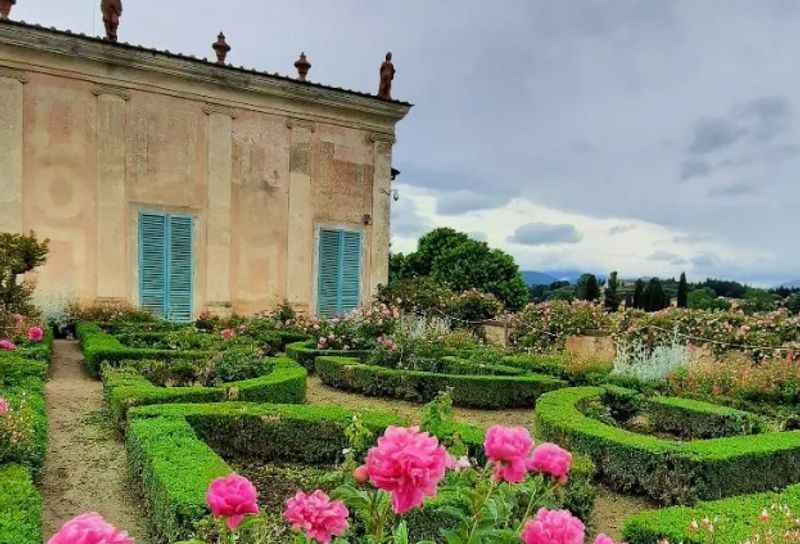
[126,401,596,543]
[77,322,208,377]
[535,386,800,504]
[0,464,42,544]
[286,340,370,371]
[315,355,567,409]
[102,356,307,428]
[623,483,800,544]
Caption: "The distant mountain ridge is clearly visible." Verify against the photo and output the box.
[522,269,591,286]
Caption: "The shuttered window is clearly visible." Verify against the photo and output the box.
[317,228,362,317]
[138,212,194,322]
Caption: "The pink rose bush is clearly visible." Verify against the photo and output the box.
[520,508,585,544]
[206,473,260,529]
[27,325,44,342]
[0,339,15,351]
[47,513,133,544]
[365,425,448,513]
[484,425,535,483]
[0,397,8,415]
[527,442,573,485]
[284,490,349,543]
[220,328,236,340]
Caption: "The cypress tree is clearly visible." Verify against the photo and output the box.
[644,278,669,311]
[576,273,601,301]
[677,272,688,308]
[633,279,645,309]
[604,271,621,312]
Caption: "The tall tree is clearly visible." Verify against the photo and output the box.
[643,278,670,311]
[604,271,621,312]
[575,273,601,301]
[0,231,49,320]
[632,279,645,309]
[677,272,688,308]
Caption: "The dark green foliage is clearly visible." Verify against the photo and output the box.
[643,278,670,311]
[701,278,749,299]
[786,292,800,314]
[677,272,689,308]
[377,276,455,314]
[210,346,269,383]
[645,396,762,439]
[604,271,621,312]
[687,287,731,311]
[285,340,370,372]
[0,464,42,544]
[535,386,800,504]
[632,279,645,309]
[315,355,566,409]
[76,322,209,377]
[102,357,307,428]
[0,231,48,322]
[575,274,601,302]
[740,288,779,314]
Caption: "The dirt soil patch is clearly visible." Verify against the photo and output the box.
[41,340,150,542]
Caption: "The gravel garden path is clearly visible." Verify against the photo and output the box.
[41,340,150,542]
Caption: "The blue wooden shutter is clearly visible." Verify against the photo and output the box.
[339,231,362,314]
[139,213,167,318]
[167,215,193,323]
[317,229,341,317]
[317,229,362,317]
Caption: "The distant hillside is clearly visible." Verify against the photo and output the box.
[778,280,800,288]
[521,269,596,286]
[522,271,558,286]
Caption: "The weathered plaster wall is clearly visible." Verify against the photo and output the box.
[0,23,408,316]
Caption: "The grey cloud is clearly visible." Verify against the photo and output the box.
[436,190,510,215]
[673,233,712,244]
[688,117,745,155]
[648,251,688,265]
[608,224,636,235]
[707,182,757,197]
[735,96,792,143]
[691,253,719,269]
[390,197,432,238]
[508,223,583,246]
[680,158,712,180]
[469,231,488,242]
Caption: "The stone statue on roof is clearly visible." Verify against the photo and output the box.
[0,0,17,20]
[101,0,123,42]
[378,52,395,100]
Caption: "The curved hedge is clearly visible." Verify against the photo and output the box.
[535,386,800,504]
[623,483,800,544]
[77,322,208,377]
[127,401,595,543]
[316,355,566,409]
[102,357,308,428]
[286,340,370,371]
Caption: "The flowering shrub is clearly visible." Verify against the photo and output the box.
[47,512,133,544]
[66,299,155,325]
[445,289,504,323]
[0,393,38,466]
[508,301,612,354]
[308,302,400,351]
[0,339,14,351]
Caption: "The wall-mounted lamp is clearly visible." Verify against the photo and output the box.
[380,188,400,202]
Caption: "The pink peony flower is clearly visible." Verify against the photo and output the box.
[594,534,614,544]
[366,426,449,514]
[221,329,236,340]
[27,326,44,342]
[520,508,585,544]
[484,425,534,483]
[0,397,9,415]
[47,512,133,544]
[284,490,349,543]
[207,474,260,529]
[0,339,15,351]
[527,443,572,484]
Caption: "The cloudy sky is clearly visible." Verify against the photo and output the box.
[15,1,800,285]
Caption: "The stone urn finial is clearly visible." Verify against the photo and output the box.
[212,32,231,65]
[294,52,311,81]
[0,0,17,20]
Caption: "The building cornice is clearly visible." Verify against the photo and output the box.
[0,20,412,124]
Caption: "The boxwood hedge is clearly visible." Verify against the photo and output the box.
[535,386,800,504]
[623,483,800,544]
[102,356,307,428]
[127,401,596,543]
[315,355,567,409]
[77,322,209,377]
[285,340,370,371]
[0,464,42,544]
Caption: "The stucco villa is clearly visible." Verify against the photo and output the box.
[0,19,411,320]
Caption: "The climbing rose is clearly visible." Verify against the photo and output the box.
[520,508,585,544]
[221,329,236,340]
[0,339,15,351]
[27,326,44,342]
[484,425,534,483]
[594,534,615,544]
[0,398,8,415]
[47,512,133,544]
[284,490,349,543]
[366,426,448,514]
[207,474,260,529]
[527,443,572,484]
